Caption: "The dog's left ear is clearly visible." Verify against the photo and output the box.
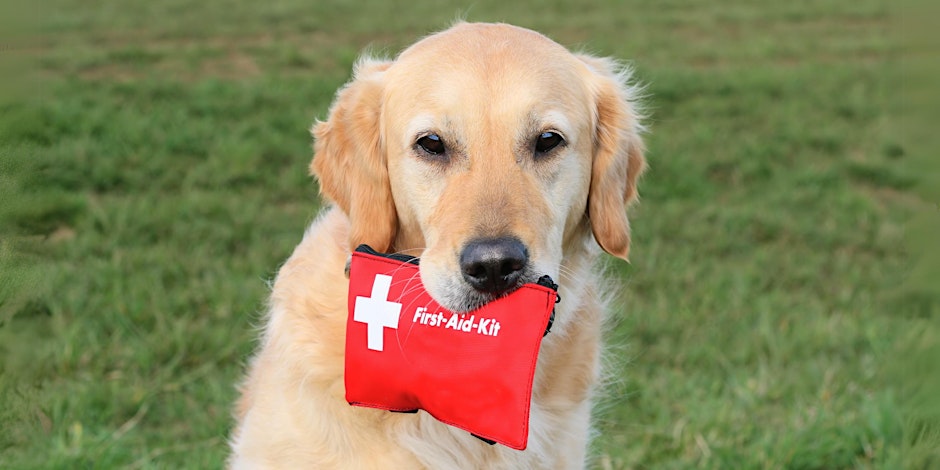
[311,57,397,253]
[578,54,647,261]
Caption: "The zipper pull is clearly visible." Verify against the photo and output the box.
[535,275,559,336]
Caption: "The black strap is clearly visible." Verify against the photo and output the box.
[472,434,497,445]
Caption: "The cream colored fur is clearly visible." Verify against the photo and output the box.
[229,22,645,469]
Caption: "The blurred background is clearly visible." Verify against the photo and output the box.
[1,0,937,468]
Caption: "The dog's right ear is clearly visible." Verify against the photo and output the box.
[311,57,397,253]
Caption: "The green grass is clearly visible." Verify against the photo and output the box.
[1,0,937,468]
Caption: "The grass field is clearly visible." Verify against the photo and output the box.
[1,0,938,468]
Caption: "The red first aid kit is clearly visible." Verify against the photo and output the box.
[344,245,559,450]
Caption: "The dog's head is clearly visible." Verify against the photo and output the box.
[313,23,645,312]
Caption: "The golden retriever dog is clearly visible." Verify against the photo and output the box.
[229,22,646,469]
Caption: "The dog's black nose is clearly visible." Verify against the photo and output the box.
[460,237,528,295]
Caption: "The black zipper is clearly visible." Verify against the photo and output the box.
[355,244,420,265]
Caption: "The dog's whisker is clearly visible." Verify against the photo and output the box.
[391,247,427,258]
[399,286,427,301]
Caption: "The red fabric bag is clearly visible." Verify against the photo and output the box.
[344,245,558,450]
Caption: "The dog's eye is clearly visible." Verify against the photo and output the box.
[416,134,446,155]
[534,131,564,154]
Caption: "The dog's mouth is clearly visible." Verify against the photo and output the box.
[442,268,540,313]
[354,244,550,314]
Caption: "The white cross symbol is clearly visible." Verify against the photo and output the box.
[354,274,402,351]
